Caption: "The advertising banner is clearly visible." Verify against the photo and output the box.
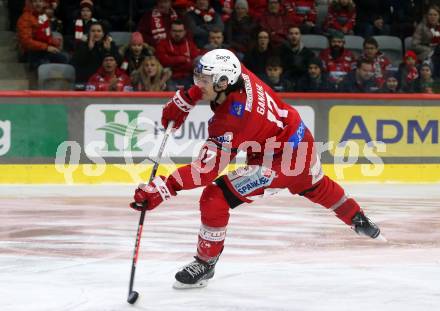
[84,104,315,159]
[1,93,440,183]
[0,104,67,158]
[329,106,440,157]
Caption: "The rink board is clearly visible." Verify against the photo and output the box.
[0,92,439,183]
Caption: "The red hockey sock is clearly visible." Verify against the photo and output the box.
[331,198,361,225]
[302,176,360,225]
[196,184,230,261]
[197,224,226,262]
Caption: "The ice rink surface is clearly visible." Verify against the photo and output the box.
[1,184,439,311]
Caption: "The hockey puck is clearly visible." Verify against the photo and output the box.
[127,291,139,304]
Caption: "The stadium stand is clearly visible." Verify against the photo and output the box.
[0,0,29,89]
[301,34,328,55]
[344,35,364,57]
[109,31,132,47]
[38,63,76,90]
[5,0,436,92]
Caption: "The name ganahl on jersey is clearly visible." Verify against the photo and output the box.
[228,166,276,196]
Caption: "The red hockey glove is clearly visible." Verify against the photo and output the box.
[129,176,177,211]
[161,85,202,130]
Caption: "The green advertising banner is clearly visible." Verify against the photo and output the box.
[0,104,67,158]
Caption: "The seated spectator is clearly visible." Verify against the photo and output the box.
[324,0,356,36]
[296,57,335,92]
[412,5,440,62]
[16,0,68,70]
[155,20,201,90]
[283,0,319,34]
[359,37,392,88]
[218,0,234,22]
[72,0,97,47]
[131,56,172,91]
[261,57,294,92]
[243,30,277,78]
[319,32,356,87]
[86,52,132,92]
[137,0,179,48]
[185,0,224,48]
[203,28,230,52]
[45,1,62,33]
[370,15,391,36]
[71,21,120,83]
[119,32,155,75]
[398,50,419,93]
[224,0,258,59]
[353,0,392,37]
[377,70,401,93]
[339,58,380,92]
[258,0,295,47]
[279,26,315,86]
[414,62,439,93]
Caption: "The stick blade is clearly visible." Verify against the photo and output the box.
[127,291,139,304]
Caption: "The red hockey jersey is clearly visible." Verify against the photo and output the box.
[168,66,305,190]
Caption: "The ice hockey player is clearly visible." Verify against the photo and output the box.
[130,49,383,289]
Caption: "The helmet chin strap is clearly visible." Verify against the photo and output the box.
[211,83,228,110]
[210,76,229,111]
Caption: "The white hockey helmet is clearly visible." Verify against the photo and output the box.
[194,49,242,86]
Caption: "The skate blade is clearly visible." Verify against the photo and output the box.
[173,280,209,289]
[374,233,388,242]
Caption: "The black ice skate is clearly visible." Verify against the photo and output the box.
[173,256,217,289]
[352,212,386,241]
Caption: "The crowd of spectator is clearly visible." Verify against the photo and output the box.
[8,0,440,93]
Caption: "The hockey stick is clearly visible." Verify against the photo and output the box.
[127,121,174,304]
